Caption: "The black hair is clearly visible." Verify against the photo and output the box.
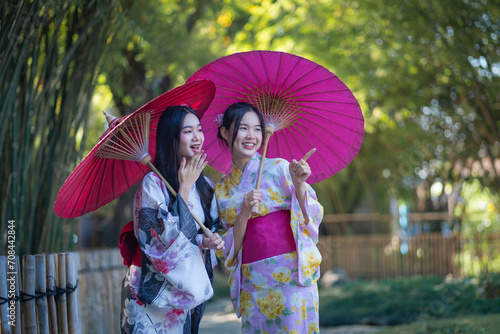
[154,105,213,230]
[217,102,265,150]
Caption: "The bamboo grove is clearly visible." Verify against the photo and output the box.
[0,1,121,255]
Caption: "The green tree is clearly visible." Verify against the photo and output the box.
[299,0,500,214]
[1,0,122,254]
[219,0,499,220]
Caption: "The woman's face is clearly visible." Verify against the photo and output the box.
[224,111,262,170]
[178,112,204,160]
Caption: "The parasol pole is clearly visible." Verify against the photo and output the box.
[251,145,317,217]
[139,154,214,238]
[101,111,214,238]
[251,124,275,217]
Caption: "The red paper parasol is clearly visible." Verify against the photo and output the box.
[54,80,216,219]
[187,51,364,184]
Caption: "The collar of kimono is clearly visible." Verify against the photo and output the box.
[229,153,262,188]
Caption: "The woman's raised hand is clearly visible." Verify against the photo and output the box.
[178,151,208,190]
[289,148,315,186]
[177,151,207,203]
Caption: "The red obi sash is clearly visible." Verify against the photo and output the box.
[119,220,142,267]
[242,210,296,264]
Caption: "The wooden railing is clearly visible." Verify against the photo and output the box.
[1,231,498,332]
[317,232,500,279]
[0,249,127,334]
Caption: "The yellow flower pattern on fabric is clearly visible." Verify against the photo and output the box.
[213,154,323,331]
[258,203,270,216]
[242,264,251,280]
[268,188,286,205]
[308,321,320,333]
[257,290,285,320]
[272,267,292,284]
[301,251,321,277]
[300,303,307,319]
[240,290,254,317]
[215,248,224,259]
[224,205,238,225]
[214,183,229,198]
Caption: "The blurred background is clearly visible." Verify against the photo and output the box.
[1,0,499,331]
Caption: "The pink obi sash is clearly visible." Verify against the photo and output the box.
[242,210,296,264]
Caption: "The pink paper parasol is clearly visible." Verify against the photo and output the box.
[54,80,215,219]
[187,50,364,184]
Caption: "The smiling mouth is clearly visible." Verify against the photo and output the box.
[242,143,255,149]
[190,144,201,150]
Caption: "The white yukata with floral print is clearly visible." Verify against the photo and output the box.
[121,172,218,334]
[215,153,324,334]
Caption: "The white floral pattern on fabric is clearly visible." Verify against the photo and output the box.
[121,172,219,334]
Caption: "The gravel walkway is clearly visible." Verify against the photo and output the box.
[200,299,383,334]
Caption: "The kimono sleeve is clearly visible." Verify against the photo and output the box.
[276,160,323,242]
[214,219,240,273]
[134,174,213,309]
[277,160,324,285]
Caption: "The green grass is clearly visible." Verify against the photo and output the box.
[374,314,500,334]
[318,275,500,327]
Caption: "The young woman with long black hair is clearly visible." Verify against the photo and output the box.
[120,105,224,334]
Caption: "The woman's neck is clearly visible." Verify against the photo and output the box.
[232,158,249,172]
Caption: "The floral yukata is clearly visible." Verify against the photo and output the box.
[121,172,218,334]
[215,153,324,334]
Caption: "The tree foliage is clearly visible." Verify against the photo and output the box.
[0,0,122,254]
[5,0,498,253]
[214,0,499,221]
[79,0,500,233]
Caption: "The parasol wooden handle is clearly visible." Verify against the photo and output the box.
[251,125,275,217]
[145,158,214,239]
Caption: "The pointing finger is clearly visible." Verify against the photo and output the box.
[301,148,316,162]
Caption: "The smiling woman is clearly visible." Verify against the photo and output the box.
[213,102,324,334]
[219,106,263,171]
[120,105,224,334]
[179,113,205,158]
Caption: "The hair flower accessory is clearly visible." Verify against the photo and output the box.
[214,113,224,127]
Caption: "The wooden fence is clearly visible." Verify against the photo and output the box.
[317,232,500,279]
[0,253,80,334]
[1,233,498,332]
[0,249,127,334]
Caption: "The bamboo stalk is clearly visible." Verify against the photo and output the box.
[36,254,50,333]
[0,0,121,256]
[46,254,58,334]
[22,255,37,333]
[13,256,21,334]
[0,256,11,334]
[57,253,68,334]
[66,253,80,334]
